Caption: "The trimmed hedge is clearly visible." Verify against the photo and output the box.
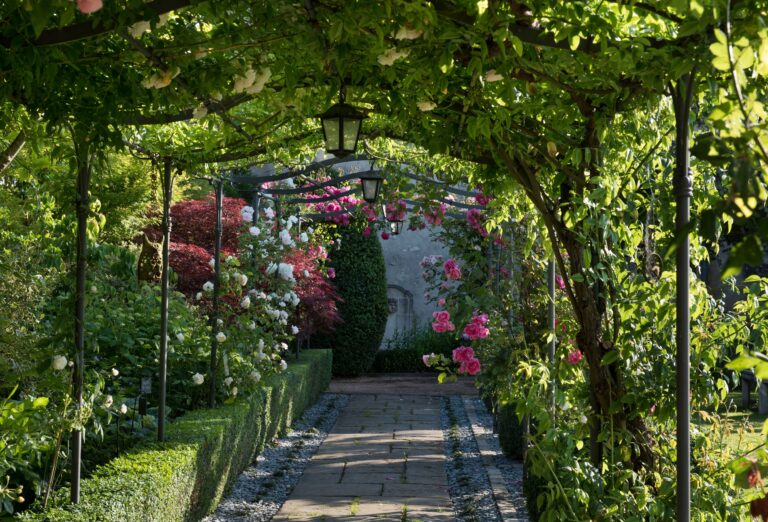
[372,328,458,373]
[20,350,332,522]
[313,226,388,376]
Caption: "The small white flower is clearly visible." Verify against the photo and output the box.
[258,339,265,351]
[303,270,310,278]
[111,368,119,377]
[217,318,224,326]
[223,376,233,387]
[279,310,289,321]
[90,285,97,294]
[192,103,208,119]
[239,273,249,286]
[484,69,503,82]
[247,321,256,330]
[279,229,294,247]
[225,255,237,265]
[192,373,205,385]
[250,370,261,382]
[103,395,114,408]
[277,263,294,282]
[120,404,128,415]
[68,360,74,367]
[176,332,185,342]
[263,207,275,220]
[129,20,151,38]
[579,415,588,425]
[216,332,227,343]
[208,258,216,269]
[240,296,251,309]
[291,325,299,335]
[280,342,288,351]
[299,232,309,243]
[203,281,214,293]
[230,386,238,397]
[417,100,437,112]
[279,359,288,371]
[377,47,410,66]
[395,25,423,40]
[249,226,260,236]
[196,292,203,300]
[52,355,68,371]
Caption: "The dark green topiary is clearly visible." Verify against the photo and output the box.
[313,226,388,376]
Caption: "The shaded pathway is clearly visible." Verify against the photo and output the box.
[273,394,453,520]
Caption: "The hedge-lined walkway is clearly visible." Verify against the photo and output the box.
[273,394,453,520]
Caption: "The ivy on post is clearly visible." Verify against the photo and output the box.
[69,126,92,505]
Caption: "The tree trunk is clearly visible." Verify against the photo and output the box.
[0,130,25,173]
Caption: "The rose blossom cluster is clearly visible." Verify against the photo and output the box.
[452,346,481,376]
[385,199,407,222]
[424,203,447,226]
[306,184,360,225]
[431,310,455,333]
[443,258,461,280]
[463,312,490,340]
[466,208,489,237]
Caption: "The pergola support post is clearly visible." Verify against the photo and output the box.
[547,258,556,410]
[157,158,174,441]
[70,132,91,504]
[671,71,696,522]
[208,178,224,408]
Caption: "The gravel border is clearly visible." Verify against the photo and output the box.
[441,395,503,522]
[203,393,350,522]
[463,396,530,521]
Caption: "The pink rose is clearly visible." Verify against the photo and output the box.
[77,0,103,13]
[327,268,336,279]
[473,313,489,325]
[566,350,583,365]
[463,322,489,340]
[556,275,565,290]
[422,354,431,367]
[475,194,491,206]
[452,346,475,364]
[433,310,451,323]
[362,227,372,238]
[432,320,455,333]
[381,231,390,240]
[444,259,462,280]
[438,298,446,306]
[460,357,481,376]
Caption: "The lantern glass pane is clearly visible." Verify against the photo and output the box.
[322,117,341,152]
[361,178,380,202]
[342,118,361,152]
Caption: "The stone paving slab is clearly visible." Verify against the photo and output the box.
[273,394,452,521]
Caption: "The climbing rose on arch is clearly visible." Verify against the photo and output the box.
[463,313,490,340]
[452,346,475,364]
[566,350,583,364]
[459,358,481,376]
[443,259,461,280]
[432,311,455,333]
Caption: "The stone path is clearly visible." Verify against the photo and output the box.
[273,394,454,521]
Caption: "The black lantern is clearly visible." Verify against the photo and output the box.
[319,87,366,157]
[360,172,383,203]
[389,219,404,235]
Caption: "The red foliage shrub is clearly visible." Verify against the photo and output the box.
[169,242,213,295]
[145,194,248,253]
[284,248,342,336]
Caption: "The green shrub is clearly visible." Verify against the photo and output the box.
[19,350,332,522]
[312,226,387,376]
[497,404,525,460]
[372,327,458,373]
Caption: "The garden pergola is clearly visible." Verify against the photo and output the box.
[3,1,753,519]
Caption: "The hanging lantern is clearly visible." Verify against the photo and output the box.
[319,87,366,157]
[389,219,404,235]
[360,172,383,203]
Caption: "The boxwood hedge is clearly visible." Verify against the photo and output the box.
[20,350,332,522]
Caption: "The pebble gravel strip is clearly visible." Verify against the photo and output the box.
[203,393,350,522]
[463,396,530,521]
[441,395,503,522]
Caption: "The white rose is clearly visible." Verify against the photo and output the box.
[247,321,256,330]
[111,368,119,377]
[417,100,437,112]
[120,404,128,415]
[223,376,233,386]
[52,355,68,371]
[263,207,275,220]
[240,296,251,309]
[203,281,214,292]
[208,258,216,269]
[484,69,503,82]
[217,318,224,326]
[249,226,260,236]
[196,292,203,300]
[279,229,293,246]
[266,262,278,275]
[176,332,185,342]
[90,285,97,294]
[192,373,205,385]
[231,386,238,397]
[291,325,299,335]
[103,395,114,408]
[238,273,248,286]
[258,339,265,351]
[280,342,288,351]
[300,232,309,243]
[216,332,227,343]
[277,263,294,282]
[279,360,287,371]
[303,270,310,278]
[250,370,261,382]
[579,415,588,425]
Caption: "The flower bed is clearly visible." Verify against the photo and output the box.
[19,350,332,522]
